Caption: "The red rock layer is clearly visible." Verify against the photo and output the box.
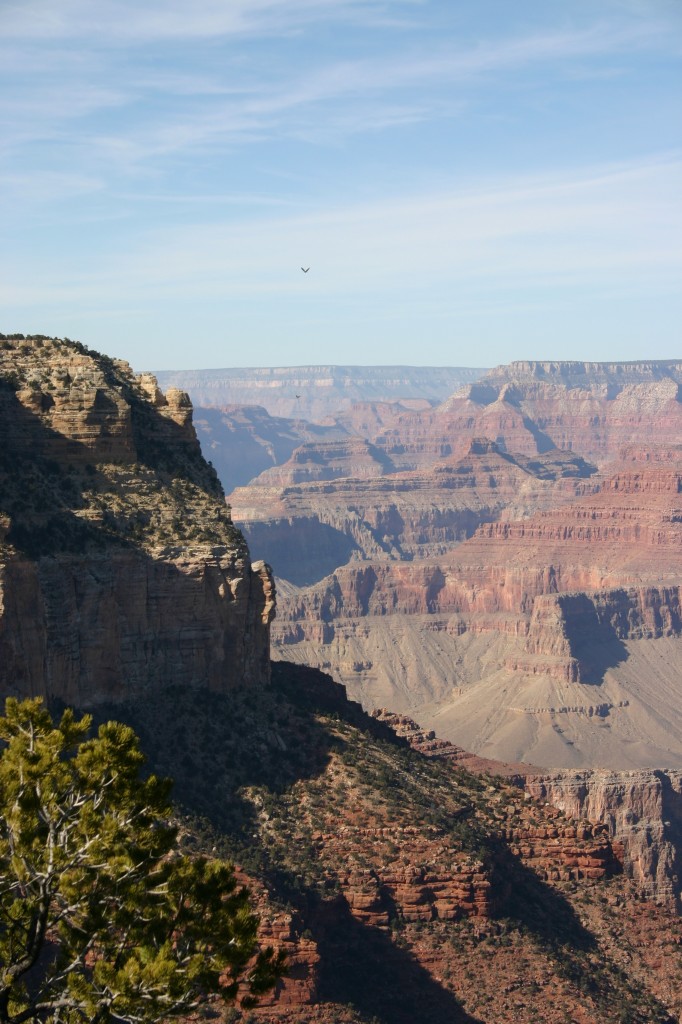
[272,462,682,682]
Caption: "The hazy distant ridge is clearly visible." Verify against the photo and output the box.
[483,359,682,386]
[154,365,487,422]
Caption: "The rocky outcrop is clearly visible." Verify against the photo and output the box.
[375,709,682,910]
[434,362,682,466]
[523,769,682,909]
[0,335,273,704]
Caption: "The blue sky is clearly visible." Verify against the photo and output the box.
[1,0,680,371]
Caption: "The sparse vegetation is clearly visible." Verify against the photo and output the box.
[0,339,242,557]
[89,664,682,1024]
[0,698,282,1024]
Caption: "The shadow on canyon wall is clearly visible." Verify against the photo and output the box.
[0,370,264,704]
[89,662,654,1024]
[561,593,629,684]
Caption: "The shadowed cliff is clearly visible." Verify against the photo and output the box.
[0,335,272,703]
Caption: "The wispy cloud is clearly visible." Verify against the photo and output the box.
[1,0,421,42]
[0,170,103,203]
[1,1,678,366]
[1,9,676,170]
[3,156,679,306]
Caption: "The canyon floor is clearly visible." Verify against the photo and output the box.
[272,626,682,771]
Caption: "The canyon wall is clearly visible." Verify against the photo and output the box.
[0,336,273,705]
[524,768,682,908]
[231,441,597,583]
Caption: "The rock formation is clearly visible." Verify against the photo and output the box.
[0,335,273,705]
[230,440,596,584]
[375,709,682,912]
[2,337,682,1021]
[259,458,682,761]
[524,768,682,909]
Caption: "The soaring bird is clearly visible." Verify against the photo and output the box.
[301,267,310,273]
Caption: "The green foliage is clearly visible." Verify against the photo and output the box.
[0,698,282,1024]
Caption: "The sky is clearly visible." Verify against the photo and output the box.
[1,0,680,371]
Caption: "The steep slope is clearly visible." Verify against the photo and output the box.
[0,334,273,704]
[103,663,682,1024]
[378,709,682,912]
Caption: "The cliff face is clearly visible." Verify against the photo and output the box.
[434,362,682,466]
[230,441,596,585]
[523,769,682,909]
[267,457,682,769]
[270,463,682,650]
[0,335,273,704]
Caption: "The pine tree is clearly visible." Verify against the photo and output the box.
[0,698,281,1024]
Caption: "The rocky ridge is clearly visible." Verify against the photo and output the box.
[0,334,273,703]
[113,663,682,1024]
[374,710,682,911]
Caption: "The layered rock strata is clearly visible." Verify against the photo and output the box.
[374,709,682,910]
[524,769,682,909]
[231,441,596,584]
[387,360,682,469]
[0,335,273,704]
[270,459,682,670]
[261,448,682,769]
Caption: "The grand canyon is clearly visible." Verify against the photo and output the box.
[211,360,682,773]
[2,335,682,1023]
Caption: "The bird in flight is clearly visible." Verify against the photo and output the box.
[301,267,310,273]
